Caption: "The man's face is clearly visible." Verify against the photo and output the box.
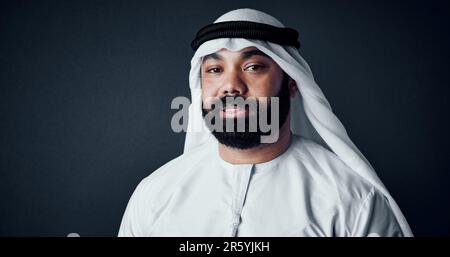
[200,46,293,149]
[201,46,285,114]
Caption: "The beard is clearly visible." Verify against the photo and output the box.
[202,73,291,150]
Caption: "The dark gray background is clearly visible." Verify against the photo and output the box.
[1,0,449,236]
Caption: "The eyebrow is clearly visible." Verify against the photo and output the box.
[202,53,223,62]
[241,49,270,59]
[202,49,271,63]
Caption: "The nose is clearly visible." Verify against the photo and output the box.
[219,72,247,96]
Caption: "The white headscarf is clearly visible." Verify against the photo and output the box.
[184,8,413,236]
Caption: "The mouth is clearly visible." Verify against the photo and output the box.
[222,105,247,118]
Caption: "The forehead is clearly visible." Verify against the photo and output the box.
[201,46,272,63]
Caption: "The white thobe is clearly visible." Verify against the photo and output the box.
[118,134,404,237]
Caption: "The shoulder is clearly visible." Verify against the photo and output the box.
[134,141,213,205]
[349,186,404,236]
[118,141,214,236]
[288,135,403,236]
[119,139,211,236]
[289,135,374,204]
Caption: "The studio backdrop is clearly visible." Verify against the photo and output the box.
[0,0,449,236]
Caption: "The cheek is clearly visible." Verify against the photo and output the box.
[201,77,219,96]
[246,75,282,97]
[201,86,218,109]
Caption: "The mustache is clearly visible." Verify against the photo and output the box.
[202,95,259,111]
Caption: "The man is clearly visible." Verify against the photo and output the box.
[118,8,413,236]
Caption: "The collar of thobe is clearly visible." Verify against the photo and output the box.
[214,134,295,174]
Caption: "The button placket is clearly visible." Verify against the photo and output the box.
[228,164,253,236]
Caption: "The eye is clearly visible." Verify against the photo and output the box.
[206,67,222,74]
[244,64,266,72]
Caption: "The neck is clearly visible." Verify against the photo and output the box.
[218,119,293,164]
